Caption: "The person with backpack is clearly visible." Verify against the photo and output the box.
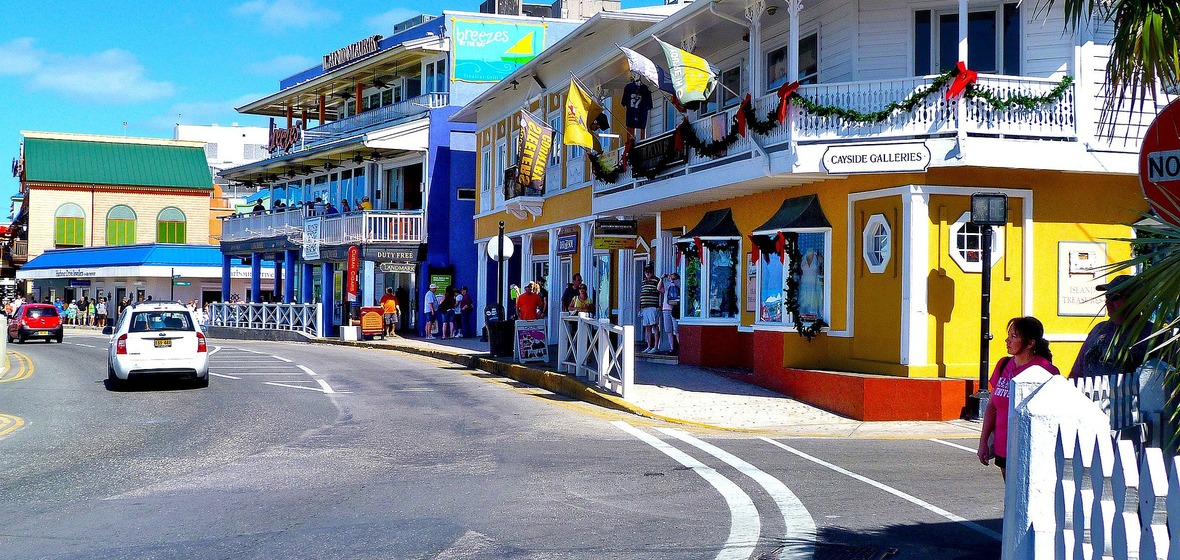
[437,285,457,340]
[659,272,681,354]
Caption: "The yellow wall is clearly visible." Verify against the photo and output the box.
[474,187,591,240]
[851,195,904,367]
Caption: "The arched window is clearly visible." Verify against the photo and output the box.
[156,207,186,243]
[106,205,137,246]
[54,203,86,247]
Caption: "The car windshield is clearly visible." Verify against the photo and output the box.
[27,307,58,319]
[129,311,194,333]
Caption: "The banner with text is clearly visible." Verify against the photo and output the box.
[452,19,546,83]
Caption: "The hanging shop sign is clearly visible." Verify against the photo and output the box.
[69,279,92,287]
[1057,241,1107,317]
[346,246,360,303]
[630,131,687,177]
[366,244,425,263]
[302,217,322,260]
[322,35,382,71]
[822,142,931,174]
[593,218,638,250]
[1140,98,1180,227]
[267,118,304,154]
[378,262,416,274]
[515,110,555,196]
[593,236,637,250]
[556,233,578,255]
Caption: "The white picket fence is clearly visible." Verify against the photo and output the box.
[557,312,634,398]
[207,302,323,338]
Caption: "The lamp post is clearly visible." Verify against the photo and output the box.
[969,193,1008,420]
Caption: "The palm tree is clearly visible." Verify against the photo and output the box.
[1041,0,1178,135]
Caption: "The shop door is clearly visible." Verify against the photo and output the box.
[379,271,417,332]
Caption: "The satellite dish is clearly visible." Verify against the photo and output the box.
[486,235,515,261]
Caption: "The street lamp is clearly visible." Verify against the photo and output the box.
[969,192,1008,420]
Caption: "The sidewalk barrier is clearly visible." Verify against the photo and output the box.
[207,302,323,337]
[1002,368,1180,559]
[556,312,634,399]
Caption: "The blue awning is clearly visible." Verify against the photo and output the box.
[16,243,271,281]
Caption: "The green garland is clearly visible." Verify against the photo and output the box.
[783,232,828,341]
[965,75,1075,111]
[588,151,626,184]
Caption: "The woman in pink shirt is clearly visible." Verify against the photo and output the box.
[977,316,1060,479]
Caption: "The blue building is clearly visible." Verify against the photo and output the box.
[219,10,582,336]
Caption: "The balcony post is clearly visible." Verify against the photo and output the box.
[520,232,534,289]
[301,262,314,304]
[318,94,326,125]
[283,250,297,304]
[956,0,969,146]
[547,229,560,344]
[221,253,232,303]
[250,252,262,303]
[788,0,802,86]
[746,0,764,95]
[273,258,283,303]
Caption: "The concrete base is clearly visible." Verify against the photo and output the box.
[203,326,314,342]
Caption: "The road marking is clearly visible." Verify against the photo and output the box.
[929,438,977,453]
[660,428,816,559]
[1,352,33,383]
[297,365,318,376]
[209,346,222,356]
[265,382,327,392]
[614,422,759,560]
[0,413,25,438]
[213,371,304,376]
[271,355,293,362]
[315,378,340,394]
[761,437,1001,541]
[73,343,96,348]
[209,372,241,379]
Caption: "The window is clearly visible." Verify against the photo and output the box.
[106,205,136,246]
[680,240,740,320]
[368,92,381,109]
[243,144,268,160]
[766,33,819,92]
[204,143,219,159]
[948,211,1005,272]
[757,231,829,326]
[481,147,493,192]
[424,59,448,94]
[720,66,742,109]
[547,116,562,168]
[862,214,892,273]
[54,203,86,247]
[915,4,1020,75]
[663,98,679,133]
[495,139,508,205]
[156,205,186,241]
[129,311,194,333]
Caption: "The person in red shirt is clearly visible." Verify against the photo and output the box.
[515,282,543,321]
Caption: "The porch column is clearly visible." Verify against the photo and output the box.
[956,0,969,144]
[788,0,802,84]
[286,105,293,129]
[579,221,594,293]
[283,250,297,303]
[618,248,636,329]
[320,262,335,335]
[273,258,283,303]
[476,240,488,336]
[301,262,314,304]
[547,229,560,343]
[250,253,262,303]
[519,233,534,288]
[221,254,232,302]
[747,1,764,95]
[318,94,326,125]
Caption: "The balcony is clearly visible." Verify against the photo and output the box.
[593,73,1076,196]
[11,240,27,264]
[502,166,545,220]
[318,210,424,245]
[220,208,306,243]
[285,92,449,157]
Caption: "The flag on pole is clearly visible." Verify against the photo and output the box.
[515,110,555,195]
[654,37,716,109]
[563,78,603,150]
[618,45,676,96]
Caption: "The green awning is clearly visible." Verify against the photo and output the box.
[22,136,213,190]
[679,208,741,240]
[753,194,830,235]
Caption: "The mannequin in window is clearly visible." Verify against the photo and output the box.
[799,249,822,319]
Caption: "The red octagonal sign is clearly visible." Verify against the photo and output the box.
[1141,98,1180,226]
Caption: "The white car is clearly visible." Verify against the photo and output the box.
[105,301,209,388]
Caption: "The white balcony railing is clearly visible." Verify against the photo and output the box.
[220,208,305,242]
[295,93,449,154]
[318,210,424,245]
[207,302,323,338]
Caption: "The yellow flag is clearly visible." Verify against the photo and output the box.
[563,79,602,150]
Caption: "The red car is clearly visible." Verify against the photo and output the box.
[7,304,64,343]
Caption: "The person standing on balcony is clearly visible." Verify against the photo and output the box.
[978,316,1059,479]
[313,197,326,215]
[639,265,661,353]
[359,196,372,211]
[1069,275,1149,379]
[341,199,351,213]
[423,284,439,339]
[324,202,339,215]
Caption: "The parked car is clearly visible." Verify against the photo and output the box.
[104,301,209,388]
[7,303,63,343]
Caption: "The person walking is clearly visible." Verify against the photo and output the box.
[379,288,401,337]
[977,316,1059,479]
[515,282,543,321]
[638,265,661,353]
[423,284,439,338]
[438,285,457,340]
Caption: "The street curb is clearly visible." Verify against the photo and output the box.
[313,338,722,428]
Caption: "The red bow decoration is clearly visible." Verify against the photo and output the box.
[776,81,799,125]
[945,61,978,100]
[675,247,682,267]
[736,94,752,137]
[775,232,786,264]
[749,235,760,264]
[621,137,634,170]
[671,95,685,114]
[693,236,702,252]
[673,120,686,153]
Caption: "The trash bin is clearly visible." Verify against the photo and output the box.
[487,319,514,357]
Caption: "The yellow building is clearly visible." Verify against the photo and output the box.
[452,0,1158,420]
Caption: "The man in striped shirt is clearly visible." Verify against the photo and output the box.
[639,265,661,353]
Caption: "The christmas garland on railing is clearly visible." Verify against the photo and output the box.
[588,150,626,184]
[965,75,1075,111]
[782,231,828,341]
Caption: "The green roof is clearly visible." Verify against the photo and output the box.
[23,136,213,190]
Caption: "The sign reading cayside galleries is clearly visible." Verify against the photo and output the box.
[452,19,546,82]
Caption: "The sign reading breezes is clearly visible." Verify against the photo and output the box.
[452,19,546,83]
[1140,99,1180,226]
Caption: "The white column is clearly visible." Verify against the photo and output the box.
[476,240,488,335]
[787,0,802,85]
[519,233,534,289]
[900,189,930,366]
[956,0,969,146]
[747,1,764,95]
[548,229,560,343]
[579,221,594,288]
[618,248,636,329]
[958,0,969,64]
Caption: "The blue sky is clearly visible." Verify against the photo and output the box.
[5,0,671,210]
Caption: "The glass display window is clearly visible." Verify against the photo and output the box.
[755,230,830,327]
[678,239,740,320]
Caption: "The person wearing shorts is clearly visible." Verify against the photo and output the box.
[638,265,661,353]
[380,287,401,337]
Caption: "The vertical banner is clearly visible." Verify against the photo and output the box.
[346,245,360,303]
[302,217,322,260]
[452,19,547,82]
[516,110,555,196]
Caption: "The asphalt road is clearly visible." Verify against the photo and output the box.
[0,331,1004,559]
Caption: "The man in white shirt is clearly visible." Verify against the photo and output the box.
[423,284,439,339]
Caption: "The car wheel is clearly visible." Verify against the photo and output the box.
[17,333,25,344]
[195,375,209,389]
[55,335,63,343]
[107,364,124,390]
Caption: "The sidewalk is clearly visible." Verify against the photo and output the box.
[319,333,982,438]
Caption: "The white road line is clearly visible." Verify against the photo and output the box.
[614,422,759,560]
[315,378,340,394]
[760,438,1002,541]
[209,346,222,356]
[660,429,816,559]
[297,364,318,376]
[929,438,977,453]
[265,382,328,392]
[73,343,96,348]
[214,371,305,376]
[209,372,241,380]
[271,355,293,362]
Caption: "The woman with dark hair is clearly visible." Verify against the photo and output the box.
[977,316,1059,479]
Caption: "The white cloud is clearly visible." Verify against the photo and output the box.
[0,39,174,104]
[233,0,339,31]
[364,8,418,34]
[246,54,315,76]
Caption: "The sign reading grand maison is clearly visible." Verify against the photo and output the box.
[822,142,931,174]
[322,35,382,71]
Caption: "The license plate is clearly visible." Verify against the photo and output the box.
[36,331,49,336]
[154,339,171,348]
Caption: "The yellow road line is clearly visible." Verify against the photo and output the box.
[0,351,32,383]
[0,413,25,438]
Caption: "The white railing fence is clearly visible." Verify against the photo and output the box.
[220,207,305,242]
[207,302,323,338]
[557,312,634,398]
[318,210,424,245]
